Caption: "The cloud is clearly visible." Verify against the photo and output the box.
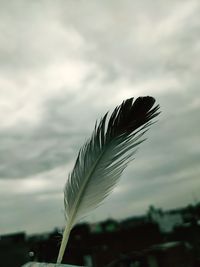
[0,0,200,234]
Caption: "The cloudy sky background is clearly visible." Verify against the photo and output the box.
[0,0,200,235]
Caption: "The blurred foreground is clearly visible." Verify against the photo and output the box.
[1,203,200,267]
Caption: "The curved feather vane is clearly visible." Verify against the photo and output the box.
[57,96,160,263]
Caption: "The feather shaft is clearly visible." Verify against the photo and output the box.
[57,150,106,263]
[57,221,73,264]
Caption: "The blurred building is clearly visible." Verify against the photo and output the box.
[0,202,200,267]
[148,205,183,233]
[0,232,29,267]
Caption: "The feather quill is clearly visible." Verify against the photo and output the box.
[57,96,160,263]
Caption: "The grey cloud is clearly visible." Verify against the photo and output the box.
[0,94,82,179]
[0,88,119,179]
[0,0,200,234]
[0,193,64,234]
[58,0,200,83]
[0,1,86,81]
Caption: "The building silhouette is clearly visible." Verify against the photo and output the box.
[1,203,200,267]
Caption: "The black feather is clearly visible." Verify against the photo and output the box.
[107,96,160,139]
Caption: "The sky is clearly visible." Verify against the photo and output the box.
[0,0,200,235]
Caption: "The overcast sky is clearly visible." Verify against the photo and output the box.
[0,0,200,235]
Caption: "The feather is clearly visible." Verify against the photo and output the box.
[57,96,160,263]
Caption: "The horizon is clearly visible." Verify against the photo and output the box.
[1,200,198,236]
